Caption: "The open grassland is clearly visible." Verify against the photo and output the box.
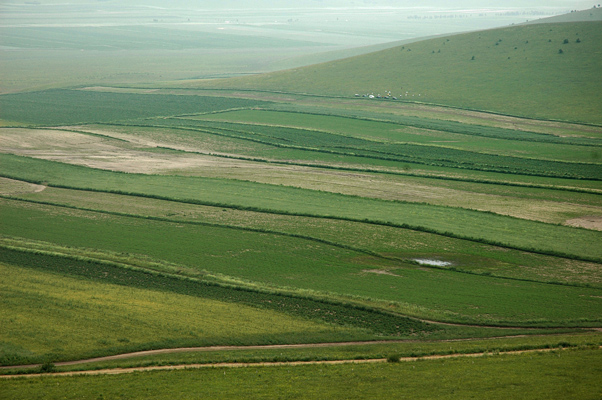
[2,348,601,400]
[195,21,602,124]
[2,200,602,327]
[3,246,572,366]
[0,261,367,366]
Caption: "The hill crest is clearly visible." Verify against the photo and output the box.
[197,19,602,124]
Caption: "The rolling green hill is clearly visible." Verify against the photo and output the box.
[197,21,602,124]
[525,6,602,24]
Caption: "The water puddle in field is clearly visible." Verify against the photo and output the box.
[413,259,452,267]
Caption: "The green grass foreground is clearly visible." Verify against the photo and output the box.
[2,348,600,400]
[0,260,368,366]
[4,332,596,375]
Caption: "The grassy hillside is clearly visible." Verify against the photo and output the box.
[197,21,602,124]
[525,6,602,24]
[0,258,366,365]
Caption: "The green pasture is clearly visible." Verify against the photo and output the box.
[2,200,602,326]
[2,154,601,262]
[3,243,588,367]
[0,261,365,366]
[7,183,602,287]
[198,22,602,124]
[3,348,600,400]
[0,90,268,126]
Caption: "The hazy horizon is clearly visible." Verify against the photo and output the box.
[2,0,600,92]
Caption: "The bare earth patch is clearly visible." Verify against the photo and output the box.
[565,216,602,231]
[0,127,274,174]
[362,269,400,277]
[0,177,46,195]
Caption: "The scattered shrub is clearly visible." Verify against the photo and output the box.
[387,354,401,363]
[39,362,56,373]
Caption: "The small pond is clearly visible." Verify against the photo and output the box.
[413,259,452,267]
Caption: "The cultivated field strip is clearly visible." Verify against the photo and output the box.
[4,181,602,287]
[2,154,601,262]
[198,108,602,147]
[0,90,270,126]
[149,118,602,180]
[3,199,602,328]
[27,124,602,194]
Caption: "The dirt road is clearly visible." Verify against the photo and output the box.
[2,345,589,379]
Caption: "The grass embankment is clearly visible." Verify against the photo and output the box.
[195,21,602,124]
[2,200,602,327]
[2,348,601,399]
[2,154,601,262]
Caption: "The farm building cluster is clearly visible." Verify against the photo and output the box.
[355,91,424,100]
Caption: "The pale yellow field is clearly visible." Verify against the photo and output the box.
[0,262,352,360]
